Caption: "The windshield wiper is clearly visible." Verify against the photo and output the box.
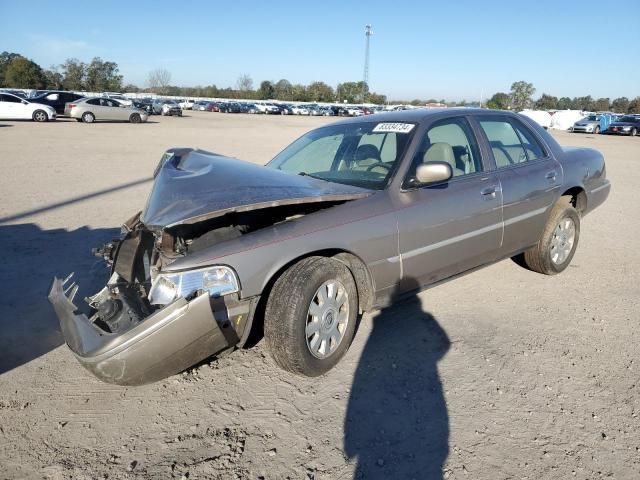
[298,172,327,181]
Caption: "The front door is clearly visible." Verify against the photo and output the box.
[396,116,503,289]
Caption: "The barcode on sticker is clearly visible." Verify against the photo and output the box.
[372,123,415,134]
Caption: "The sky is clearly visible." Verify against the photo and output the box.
[1,0,638,101]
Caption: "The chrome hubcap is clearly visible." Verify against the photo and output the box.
[550,217,576,265]
[306,280,349,359]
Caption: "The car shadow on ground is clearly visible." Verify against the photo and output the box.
[344,279,450,479]
[0,223,119,374]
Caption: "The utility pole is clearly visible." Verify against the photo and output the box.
[362,24,372,102]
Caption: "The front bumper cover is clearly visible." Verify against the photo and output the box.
[48,275,256,386]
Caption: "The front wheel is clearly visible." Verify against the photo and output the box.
[594,125,600,134]
[264,256,358,376]
[129,113,141,123]
[32,110,48,122]
[520,197,580,275]
[631,128,637,137]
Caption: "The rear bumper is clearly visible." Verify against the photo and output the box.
[48,276,256,386]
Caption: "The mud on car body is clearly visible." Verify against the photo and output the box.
[49,109,610,385]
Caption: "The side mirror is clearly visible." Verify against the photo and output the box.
[415,162,453,185]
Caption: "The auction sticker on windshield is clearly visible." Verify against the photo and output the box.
[372,123,415,134]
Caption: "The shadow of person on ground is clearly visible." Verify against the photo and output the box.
[344,278,450,479]
[0,223,118,374]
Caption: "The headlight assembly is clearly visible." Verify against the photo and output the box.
[148,266,239,306]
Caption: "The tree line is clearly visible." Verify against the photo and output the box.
[0,52,387,103]
[1,52,637,111]
[486,80,640,114]
[144,68,388,104]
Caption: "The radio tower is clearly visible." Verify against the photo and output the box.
[362,24,373,102]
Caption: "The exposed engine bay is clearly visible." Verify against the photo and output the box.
[87,202,345,335]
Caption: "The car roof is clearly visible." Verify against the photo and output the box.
[331,107,516,126]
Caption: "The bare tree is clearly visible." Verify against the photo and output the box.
[147,68,172,94]
[236,74,253,92]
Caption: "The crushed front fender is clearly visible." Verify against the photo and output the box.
[48,275,255,386]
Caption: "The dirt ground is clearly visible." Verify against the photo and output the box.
[0,111,638,480]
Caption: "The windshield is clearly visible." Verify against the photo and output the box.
[585,115,599,121]
[619,116,636,122]
[267,121,416,190]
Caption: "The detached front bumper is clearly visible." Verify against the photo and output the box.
[48,276,256,386]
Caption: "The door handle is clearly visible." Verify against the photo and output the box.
[481,186,499,197]
[545,171,557,181]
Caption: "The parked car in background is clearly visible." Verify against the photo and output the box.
[26,90,84,115]
[66,97,148,123]
[192,101,210,111]
[571,115,602,134]
[132,98,153,115]
[153,99,182,116]
[104,94,133,106]
[278,104,294,115]
[1,88,27,98]
[0,92,56,121]
[292,105,310,115]
[227,102,243,113]
[243,103,259,114]
[606,115,640,136]
[179,99,195,110]
[347,107,365,116]
[48,109,610,385]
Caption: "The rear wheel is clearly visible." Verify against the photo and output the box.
[32,110,48,122]
[264,257,358,376]
[129,113,141,123]
[82,112,95,123]
[520,197,580,275]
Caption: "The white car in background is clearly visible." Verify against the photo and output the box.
[291,105,310,115]
[179,99,195,110]
[347,107,364,116]
[0,92,56,121]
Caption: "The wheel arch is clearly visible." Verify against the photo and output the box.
[241,248,375,349]
[561,186,587,215]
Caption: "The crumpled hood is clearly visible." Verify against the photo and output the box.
[141,149,372,229]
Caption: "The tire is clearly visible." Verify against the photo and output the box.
[82,112,95,123]
[521,197,580,275]
[129,113,141,124]
[594,125,600,134]
[631,128,637,137]
[264,256,358,376]
[32,110,48,122]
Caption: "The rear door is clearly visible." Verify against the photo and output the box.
[474,115,562,255]
[396,115,503,289]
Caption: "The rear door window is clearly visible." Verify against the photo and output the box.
[478,118,546,167]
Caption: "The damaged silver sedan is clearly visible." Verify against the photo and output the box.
[49,109,610,385]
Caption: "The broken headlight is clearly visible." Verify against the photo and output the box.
[148,266,239,306]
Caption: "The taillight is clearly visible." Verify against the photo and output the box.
[68,104,76,109]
